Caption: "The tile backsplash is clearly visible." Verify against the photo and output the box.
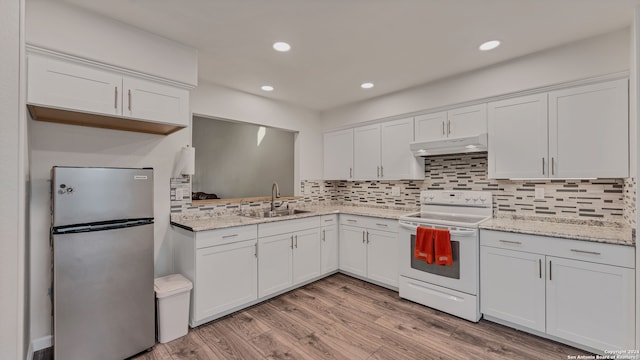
[171,152,636,227]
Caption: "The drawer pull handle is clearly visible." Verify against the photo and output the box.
[549,260,552,281]
[347,219,357,223]
[324,219,333,222]
[375,223,388,227]
[570,249,601,256]
[499,240,522,245]
[222,234,239,239]
[538,259,542,279]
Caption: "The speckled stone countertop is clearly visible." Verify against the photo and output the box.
[171,205,417,232]
[479,216,634,246]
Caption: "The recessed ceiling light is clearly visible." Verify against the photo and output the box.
[361,82,374,89]
[272,42,291,52]
[479,40,501,51]
[261,85,274,92]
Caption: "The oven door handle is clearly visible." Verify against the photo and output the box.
[399,222,477,237]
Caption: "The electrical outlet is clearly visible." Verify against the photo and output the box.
[391,186,401,196]
[175,188,184,200]
[304,185,311,195]
[534,187,544,200]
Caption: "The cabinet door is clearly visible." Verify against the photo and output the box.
[321,225,339,274]
[258,233,293,298]
[366,229,398,288]
[353,124,381,179]
[323,129,354,180]
[488,94,548,179]
[381,117,424,179]
[479,246,545,332]
[27,54,122,116]
[122,76,190,126]
[195,240,258,321]
[447,104,487,138]
[549,79,628,178]
[414,111,447,142]
[292,228,322,285]
[339,225,367,277]
[546,256,635,352]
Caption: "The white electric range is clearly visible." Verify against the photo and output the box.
[398,190,493,322]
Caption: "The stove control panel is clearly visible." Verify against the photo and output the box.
[421,190,492,207]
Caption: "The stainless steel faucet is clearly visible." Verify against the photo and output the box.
[271,182,281,211]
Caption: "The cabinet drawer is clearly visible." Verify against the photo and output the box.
[196,225,257,249]
[480,229,635,268]
[320,214,338,226]
[258,216,321,237]
[340,214,398,232]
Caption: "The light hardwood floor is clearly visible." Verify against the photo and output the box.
[128,273,589,360]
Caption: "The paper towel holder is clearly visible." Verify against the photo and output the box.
[174,145,195,177]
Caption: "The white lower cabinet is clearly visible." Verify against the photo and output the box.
[195,240,258,322]
[480,229,635,353]
[173,224,258,327]
[320,215,339,274]
[258,217,322,298]
[339,215,398,288]
[546,256,635,351]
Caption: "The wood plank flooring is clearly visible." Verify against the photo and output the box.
[133,274,590,360]
[33,273,591,359]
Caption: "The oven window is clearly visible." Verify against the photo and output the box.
[410,234,460,279]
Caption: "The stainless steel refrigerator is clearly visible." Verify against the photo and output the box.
[51,166,155,360]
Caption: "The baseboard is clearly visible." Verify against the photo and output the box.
[32,335,52,352]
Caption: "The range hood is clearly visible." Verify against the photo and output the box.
[410,133,488,157]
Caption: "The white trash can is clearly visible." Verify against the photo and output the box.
[154,274,193,343]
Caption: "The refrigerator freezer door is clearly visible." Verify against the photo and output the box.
[53,223,155,360]
[52,167,153,227]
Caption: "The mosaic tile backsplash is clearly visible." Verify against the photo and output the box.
[171,152,636,227]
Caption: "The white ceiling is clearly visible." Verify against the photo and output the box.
[56,0,640,111]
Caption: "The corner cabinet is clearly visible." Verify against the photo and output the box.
[323,129,354,180]
[339,215,399,289]
[320,215,339,274]
[488,78,628,179]
[173,225,258,327]
[480,229,635,354]
[27,51,191,135]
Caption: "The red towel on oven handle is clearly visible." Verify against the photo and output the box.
[434,228,453,266]
[414,226,434,264]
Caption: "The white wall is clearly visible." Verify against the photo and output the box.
[26,0,198,87]
[191,82,323,188]
[0,0,26,359]
[322,28,630,129]
[633,7,640,350]
[25,0,196,345]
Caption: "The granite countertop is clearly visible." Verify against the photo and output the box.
[479,216,634,246]
[171,205,417,232]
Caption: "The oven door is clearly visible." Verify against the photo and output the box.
[399,221,478,295]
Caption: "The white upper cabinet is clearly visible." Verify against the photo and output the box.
[354,124,381,179]
[414,111,447,142]
[488,78,628,179]
[28,54,122,117]
[323,128,354,180]
[415,104,487,141]
[488,94,549,179]
[27,52,191,135]
[549,79,628,178]
[447,104,488,138]
[122,76,189,127]
[381,117,423,179]
[324,117,423,180]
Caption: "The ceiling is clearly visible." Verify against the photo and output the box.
[55,0,640,111]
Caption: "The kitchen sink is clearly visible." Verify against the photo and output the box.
[243,209,311,218]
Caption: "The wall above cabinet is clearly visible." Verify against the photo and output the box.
[26,48,193,135]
